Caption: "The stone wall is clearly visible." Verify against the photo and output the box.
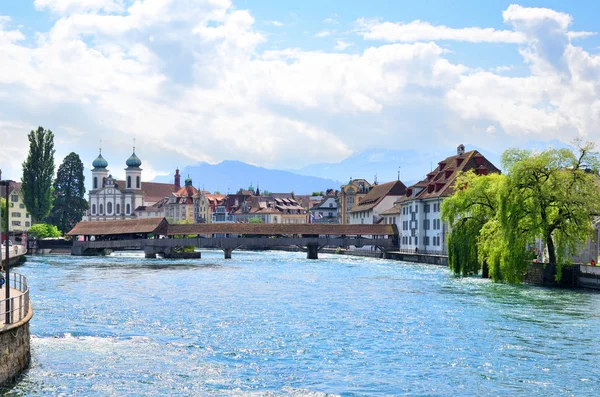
[0,305,32,387]
[524,263,579,287]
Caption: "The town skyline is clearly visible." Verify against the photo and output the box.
[1,1,599,182]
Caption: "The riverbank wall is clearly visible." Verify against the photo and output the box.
[0,303,32,387]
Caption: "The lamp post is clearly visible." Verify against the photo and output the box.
[0,175,13,324]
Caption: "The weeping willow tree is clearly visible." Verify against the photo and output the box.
[500,142,600,281]
[442,141,600,283]
[441,171,503,276]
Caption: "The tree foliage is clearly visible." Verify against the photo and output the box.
[28,223,61,239]
[22,127,55,223]
[442,142,600,283]
[248,217,262,223]
[441,171,503,276]
[46,152,88,234]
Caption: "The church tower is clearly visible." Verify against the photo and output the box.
[91,148,109,190]
[125,147,142,190]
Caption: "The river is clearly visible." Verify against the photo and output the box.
[5,251,600,396]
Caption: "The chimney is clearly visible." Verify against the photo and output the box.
[174,168,181,189]
[457,144,465,155]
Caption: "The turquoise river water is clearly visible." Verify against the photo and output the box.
[4,251,600,396]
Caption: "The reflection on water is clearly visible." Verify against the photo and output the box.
[5,251,600,396]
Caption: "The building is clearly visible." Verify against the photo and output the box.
[87,149,178,221]
[0,182,31,242]
[348,180,406,225]
[339,179,372,224]
[230,193,307,224]
[195,191,226,223]
[309,192,339,224]
[164,176,198,223]
[396,144,500,252]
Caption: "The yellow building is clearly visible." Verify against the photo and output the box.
[194,191,226,223]
[1,182,31,241]
[339,178,372,224]
[164,177,197,223]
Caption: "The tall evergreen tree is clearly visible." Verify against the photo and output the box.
[22,126,56,223]
[46,152,88,234]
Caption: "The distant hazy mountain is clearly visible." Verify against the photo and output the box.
[156,160,343,194]
[292,140,571,185]
[293,146,502,186]
[152,140,569,193]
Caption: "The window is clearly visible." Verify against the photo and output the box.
[107,202,113,214]
[116,204,120,214]
[329,203,333,208]
[93,177,98,189]
[126,204,131,214]
[11,195,18,202]
[415,236,418,245]
[11,212,20,217]
[19,203,24,209]
[92,204,96,214]
[415,205,418,213]
[12,221,21,226]
[25,222,30,227]
[136,176,140,189]
[26,213,29,218]
[424,236,430,246]
[99,204,104,214]
[127,176,131,189]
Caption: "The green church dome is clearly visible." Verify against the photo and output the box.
[126,151,142,168]
[92,152,108,169]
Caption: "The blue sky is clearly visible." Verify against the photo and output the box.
[0,0,599,184]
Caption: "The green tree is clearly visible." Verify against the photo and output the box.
[28,223,61,239]
[499,142,600,280]
[442,141,600,283]
[46,152,88,234]
[248,216,262,224]
[22,126,55,223]
[441,171,504,276]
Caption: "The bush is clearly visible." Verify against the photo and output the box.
[28,223,61,239]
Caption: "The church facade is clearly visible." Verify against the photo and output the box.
[87,149,179,221]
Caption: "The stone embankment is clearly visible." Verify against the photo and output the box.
[0,272,32,387]
[1,246,27,267]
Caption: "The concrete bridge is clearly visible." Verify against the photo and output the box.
[68,218,398,259]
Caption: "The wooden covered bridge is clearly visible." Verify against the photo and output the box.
[68,218,399,259]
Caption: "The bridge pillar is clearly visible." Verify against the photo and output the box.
[223,248,233,259]
[306,243,319,260]
[144,247,157,259]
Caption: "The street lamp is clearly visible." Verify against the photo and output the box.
[0,175,14,325]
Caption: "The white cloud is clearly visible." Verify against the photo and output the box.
[34,0,125,14]
[356,18,525,43]
[315,30,333,38]
[334,40,352,50]
[0,2,599,184]
[267,20,284,27]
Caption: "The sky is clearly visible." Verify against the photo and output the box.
[0,0,599,184]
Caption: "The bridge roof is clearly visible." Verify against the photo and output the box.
[166,223,397,236]
[68,218,169,236]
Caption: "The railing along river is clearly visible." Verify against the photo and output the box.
[1,272,30,325]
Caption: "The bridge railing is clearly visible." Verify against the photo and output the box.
[0,272,30,326]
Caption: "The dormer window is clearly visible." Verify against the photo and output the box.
[476,168,488,176]
[456,158,464,167]
[445,170,453,179]
[474,154,484,166]
[428,184,435,193]
[438,161,446,170]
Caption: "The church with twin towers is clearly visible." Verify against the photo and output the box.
[87,147,181,221]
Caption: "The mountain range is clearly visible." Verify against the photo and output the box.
[154,140,571,194]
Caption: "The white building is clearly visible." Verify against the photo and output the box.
[394,144,500,252]
[87,149,178,221]
[348,180,406,225]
